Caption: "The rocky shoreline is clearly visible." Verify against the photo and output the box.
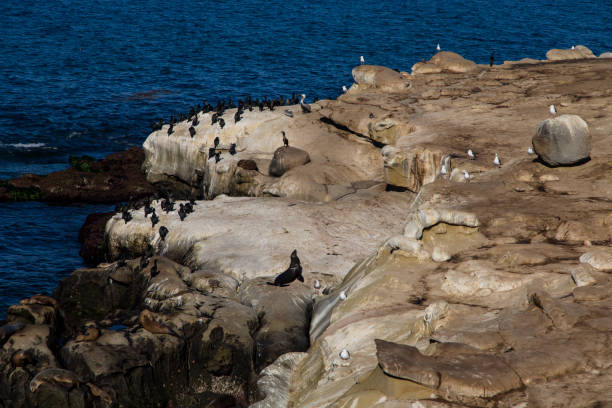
[1,46,612,407]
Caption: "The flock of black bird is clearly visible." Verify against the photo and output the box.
[151,93,318,134]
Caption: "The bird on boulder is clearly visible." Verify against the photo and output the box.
[342,85,348,92]
[360,55,365,65]
[467,149,477,160]
[489,52,495,67]
[494,153,501,167]
[282,131,289,147]
[214,136,220,148]
[549,104,557,115]
[436,43,441,52]
[270,249,303,286]
[229,143,237,155]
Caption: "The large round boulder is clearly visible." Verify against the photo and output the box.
[429,51,480,73]
[268,146,311,177]
[532,114,591,166]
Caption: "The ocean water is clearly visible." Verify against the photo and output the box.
[0,0,610,317]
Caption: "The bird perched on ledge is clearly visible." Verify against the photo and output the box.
[270,250,303,286]
[282,131,289,147]
[360,55,365,65]
[300,94,311,114]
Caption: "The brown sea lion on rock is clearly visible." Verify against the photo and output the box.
[138,309,178,336]
[19,294,59,309]
[12,349,35,367]
[29,368,81,393]
[75,323,101,343]
[87,382,114,405]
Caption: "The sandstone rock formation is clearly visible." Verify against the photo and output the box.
[533,114,591,166]
[546,45,596,60]
[3,52,612,408]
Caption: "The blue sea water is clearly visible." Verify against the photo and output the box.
[0,0,610,317]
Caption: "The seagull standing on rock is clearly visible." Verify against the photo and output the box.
[549,104,557,115]
[342,85,348,93]
[436,43,441,52]
[467,149,476,160]
[463,170,470,182]
[360,55,365,65]
[527,146,535,155]
[494,153,501,167]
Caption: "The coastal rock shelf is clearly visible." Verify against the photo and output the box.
[1,49,612,407]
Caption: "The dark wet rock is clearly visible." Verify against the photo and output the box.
[0,147,155,203]
[78,211,114,265]
[239,277,312,372]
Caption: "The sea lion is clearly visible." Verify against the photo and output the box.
[12,349,35,367]
[29,368,81,393]
[139,309,177,336]
[75,324,101,342]
[19,294,59,309]
[87,383,113,405]
[271,250,303,286]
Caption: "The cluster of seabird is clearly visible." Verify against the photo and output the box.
[208,137,237,163]
[177,202,194,221]
[152,93,322,134]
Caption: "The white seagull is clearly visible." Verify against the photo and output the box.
[339,349,350,360]
[342,85,348,92]
[339,290,347,300]
[549,104,557,115]
[436,43,441,51]
[441,163,448,175]
[463,170,470,181]
[360,55,365,65]
[494,153,501,167]
[571,45,576,50]
[314,279,321,289]
[527,146,535,155]
[467,149,476,160]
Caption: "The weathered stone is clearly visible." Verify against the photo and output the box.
[580,250,612,271]
[375,340,522,399]
[251,352,307,408]
[546,45,596,61]
[532,114,591,166]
